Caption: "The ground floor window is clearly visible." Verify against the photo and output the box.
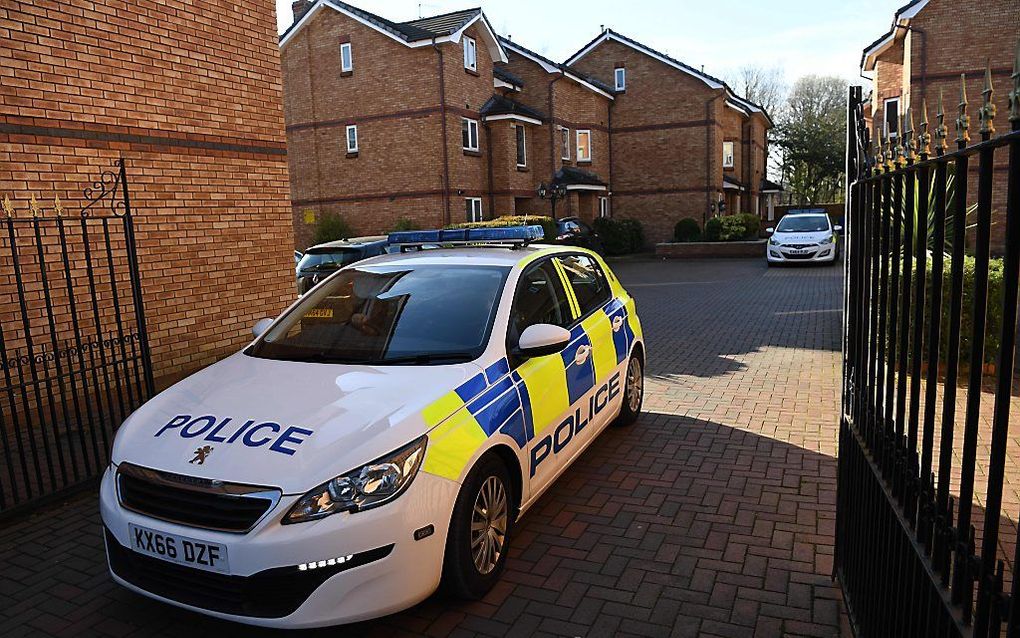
[599,196,609,218]
[466,197,483,222]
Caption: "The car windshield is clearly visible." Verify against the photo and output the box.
[776,215,830,232]
[247,264,510,365]
[298,249,362,270]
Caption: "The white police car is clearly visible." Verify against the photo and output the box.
[766,211,842,265]
[100,226,645,627]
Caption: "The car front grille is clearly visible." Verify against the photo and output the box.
[116,463,280,533]
[782,243,816,250]
[105,528,394,618]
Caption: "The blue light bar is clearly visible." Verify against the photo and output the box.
[387,225,545,246]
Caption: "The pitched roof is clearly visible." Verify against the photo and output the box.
[479,95,545,121]
[498,36,615,97]
[401,8,482,38]
[761,178,784,192]
[493,64,524,88]
[860,0,929,71]
[552,166,607,187]
[564,28,771,126]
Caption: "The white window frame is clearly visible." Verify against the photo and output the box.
[884,96,900,139]
[345,124,358,153]
[560,126,570,160]
[576,129,591,162]
[614,67,626,91]
[340,42,353,72]
[466,197,483,222]
[599,196,609,218]
[722,141,734,168]
[463,36,477,71]
[462,118,479,151]
[515,125,527,167]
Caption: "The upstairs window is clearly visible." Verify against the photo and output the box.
[576,130,591,162]
[614,67,626,91]
[515,125,527,167]
[462,118,479,151]
[340,42,353,72]
[345,125,358,153]
[466,197,483,222]
[884,97,900,138]
[463,36,477,71]
[722,141,734,168]
[560,127,570,160]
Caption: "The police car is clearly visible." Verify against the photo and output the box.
[100,226,645,628]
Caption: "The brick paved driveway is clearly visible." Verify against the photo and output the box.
[0,258,845,638]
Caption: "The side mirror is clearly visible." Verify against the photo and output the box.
[765,227,775,234]
[833,225,843,232]
[517,324,571,358]
[252,318,274,339]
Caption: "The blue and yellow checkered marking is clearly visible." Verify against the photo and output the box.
[423,293,637,481]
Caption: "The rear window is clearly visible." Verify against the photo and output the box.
[298,249,362,269]
[248,264,510,365]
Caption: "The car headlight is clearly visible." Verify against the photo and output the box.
[283,436,427,524]
[769,237,780,246]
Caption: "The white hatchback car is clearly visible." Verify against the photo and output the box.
[100,226,645,628]
[766,212,842,265]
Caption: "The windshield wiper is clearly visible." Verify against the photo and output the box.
[372,353,475,365]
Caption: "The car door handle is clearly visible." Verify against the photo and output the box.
[574,345,591,366]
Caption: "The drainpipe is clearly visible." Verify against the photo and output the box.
[895,23,927,107]
[704,93,719,226]
[607,97,614,217]
[485,120,495,215]
[433,38,451,225]
[547,75,563,218]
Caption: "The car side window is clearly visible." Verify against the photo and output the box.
[509,260,573,340]
[556,254,611,318]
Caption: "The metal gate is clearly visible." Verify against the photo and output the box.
[0,158,154,516]
[837,56,1020,636]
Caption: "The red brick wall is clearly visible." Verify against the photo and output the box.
[1,0,293,388]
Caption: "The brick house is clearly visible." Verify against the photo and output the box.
[282,1,772,247]
[860,0,1019,250]
[1,0,295,387]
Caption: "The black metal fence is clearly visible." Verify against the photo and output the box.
[837,56,1020,637]
[0,158,153,516]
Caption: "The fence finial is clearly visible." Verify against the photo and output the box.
[53,195,64,217]
[1,195,13,218]
[919,99,931,157]
[896,113,907,166]
[956,73,971,147]
[978,61,996,138]
[1010,38,1020,125]
[935,88,948,155]
[904,107,916,162]
[28,195,40,218]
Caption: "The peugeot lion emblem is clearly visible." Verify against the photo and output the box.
[189,445,213,465]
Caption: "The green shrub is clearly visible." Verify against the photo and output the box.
[737,213,761,239]
[673,218,701,242]
[312,213,354,245]
[594,217,645,255]
[891,255,1004,367]
[447,214,557,241]
[392,217,420,232]
[704,217,722,241]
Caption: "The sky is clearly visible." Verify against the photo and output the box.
[274,0,901,88]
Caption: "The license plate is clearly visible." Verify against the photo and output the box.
[305,308,333,318]
[784,249,811,255]
[128,523,229,574]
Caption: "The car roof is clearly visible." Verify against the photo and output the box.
[354,244,578,268]
[306,236,389,251]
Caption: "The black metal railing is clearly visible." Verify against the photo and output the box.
[837,51,1020,637]
[0,158,153,515]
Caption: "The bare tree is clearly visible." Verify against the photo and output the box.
[726,65,786,119]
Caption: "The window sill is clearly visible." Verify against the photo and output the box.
[560,158,572,165]
[346,152,359,158]
[464,67,479,77]
[463,149,482,157]
[577,159,592,165]
[723,166,735,172]
[340,70,353,77]
[516,165,529,172]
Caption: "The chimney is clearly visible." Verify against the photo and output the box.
[292,0,312,22]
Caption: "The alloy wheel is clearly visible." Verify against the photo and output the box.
[470,476,508,575]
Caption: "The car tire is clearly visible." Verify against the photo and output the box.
[613,352,644,427]
[441,455,513,599]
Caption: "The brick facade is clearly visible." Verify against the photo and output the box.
[282,3,771,248]
[1,0,294,388]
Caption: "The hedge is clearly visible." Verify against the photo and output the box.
[894,255,1004,366]
[703,213,759,242]
[312,212,355,245]
[593,217,644,255]
[673,218,701,242]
